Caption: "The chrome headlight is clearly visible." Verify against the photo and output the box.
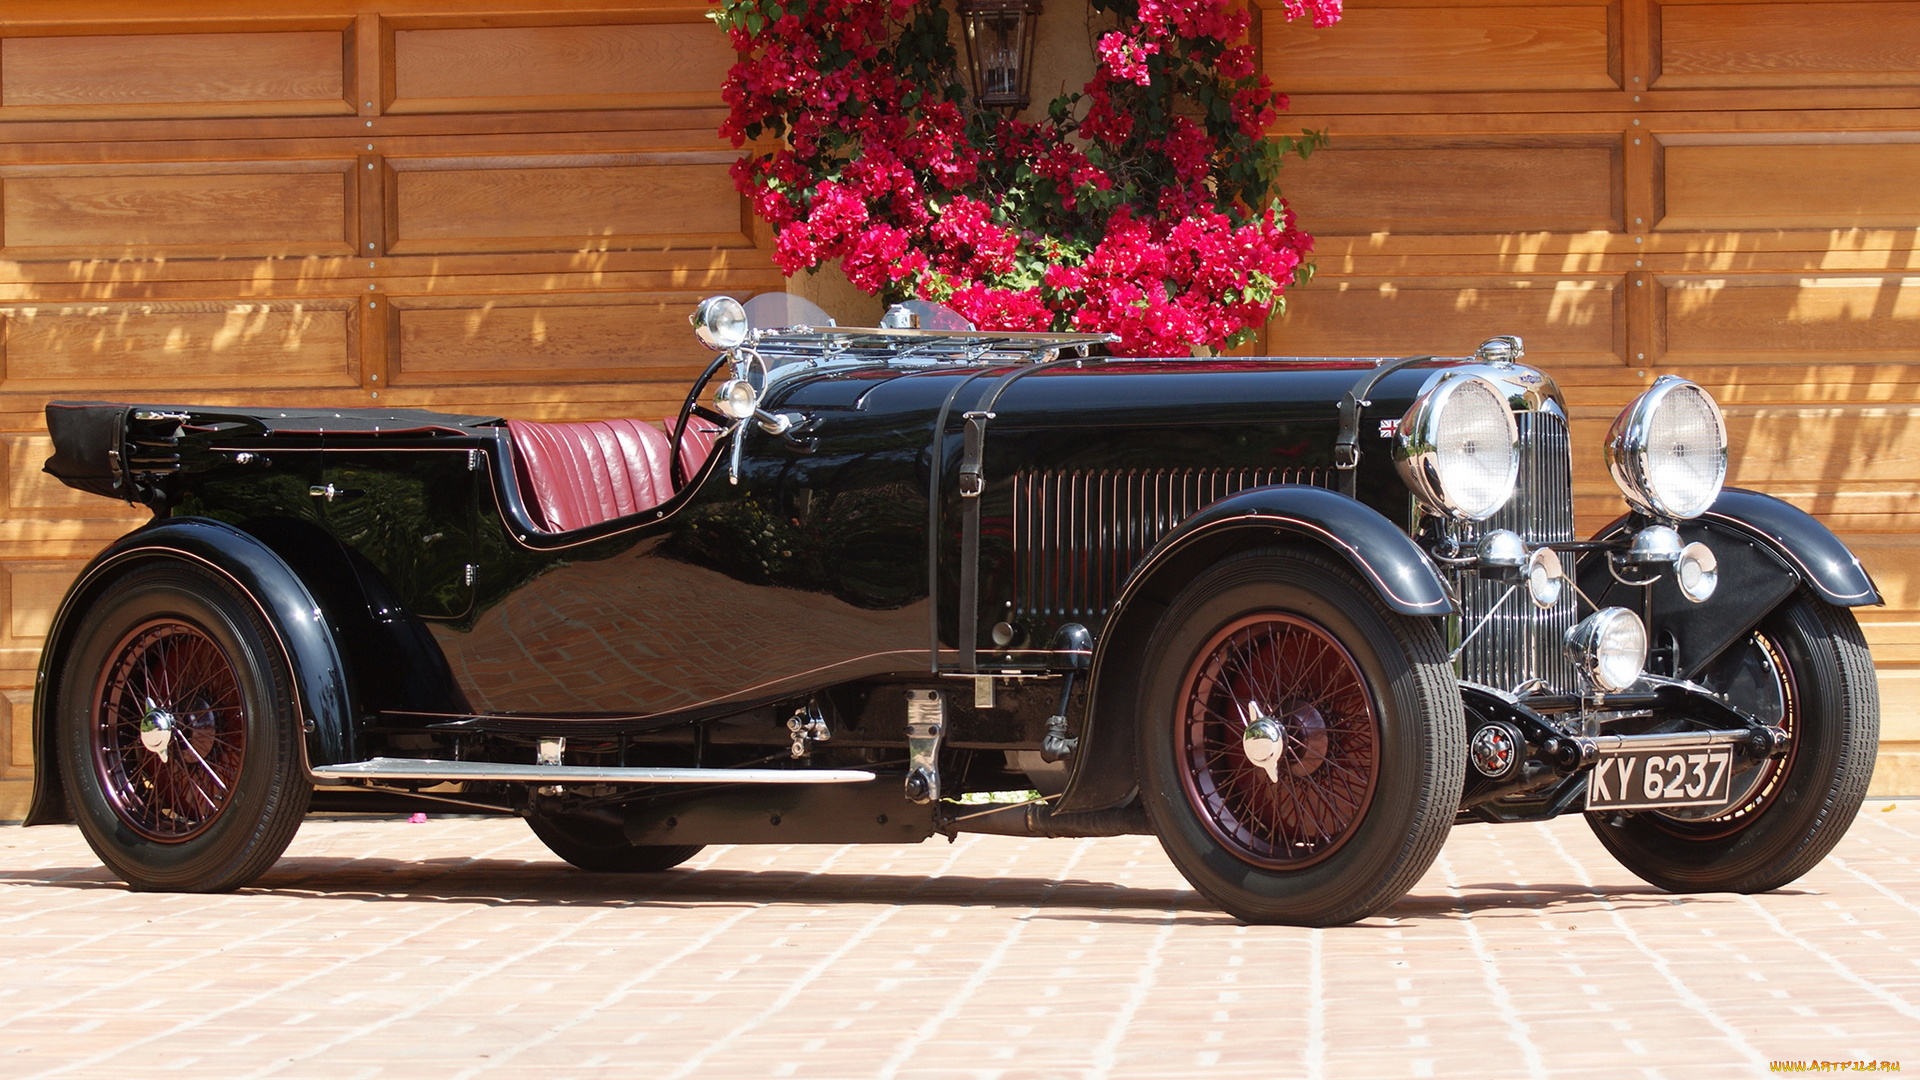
[1607,376,1727,520]
[713,377,759,419]
[691,295,749,351]
[1565,607,1648,692]
[1394,375,1520,522]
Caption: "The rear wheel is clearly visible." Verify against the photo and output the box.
[1586,590,1877,892]
[527,807,704,873]
[1137,547,1464,925]
[56,562,310,891]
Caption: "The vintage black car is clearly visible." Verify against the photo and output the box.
[22,293,1880,926]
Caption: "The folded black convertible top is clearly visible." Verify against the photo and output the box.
[43,400,506,501]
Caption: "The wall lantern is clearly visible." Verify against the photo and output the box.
[956,0,1044,114]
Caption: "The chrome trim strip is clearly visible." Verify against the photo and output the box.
[1584,730,1757,754]
[311,758,877,784]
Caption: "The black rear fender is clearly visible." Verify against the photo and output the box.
[26,517,415,825]
[1058,485,1450,813]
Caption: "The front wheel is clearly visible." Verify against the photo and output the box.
[1137,547,1465,926]
[55,562,310,891]
[1586,590,1878,892]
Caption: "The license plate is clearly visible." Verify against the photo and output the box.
[1586,746,1736,811]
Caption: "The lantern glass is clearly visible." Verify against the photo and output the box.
[958,0,1043,113]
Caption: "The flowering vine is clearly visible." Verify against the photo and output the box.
[714,0,1341,355]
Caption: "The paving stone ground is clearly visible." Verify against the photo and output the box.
[3,803,1918,1079]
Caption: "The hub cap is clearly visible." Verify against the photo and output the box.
[91,619,247,842]
[1178,614,1380,868]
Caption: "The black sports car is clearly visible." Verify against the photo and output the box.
[23,292,1880,926]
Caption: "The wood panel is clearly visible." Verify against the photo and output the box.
[1264,1,1619,93]
[1273,276,1627,362]
[1657,1,1920,88]
[1660,141,1920,231]
[0,29,352,118]
[1,164,355,255]
[1282,143,1622,233]
[4,690,25,774]
[389,156,748,254]
[1658,275,1920,362]
[0,301,358,391]
[4,563,73,641]
[392,294,712,386]
[390,21,734,113]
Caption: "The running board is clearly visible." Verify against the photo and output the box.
[310,758,877,785]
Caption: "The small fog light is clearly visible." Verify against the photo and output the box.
[1565,607,1648,693]
[714,378,760,420]
[1525,546,1567,610]
[1626,524,1683,565]
[1676,541,1718,603]
[1478,529,1526,575]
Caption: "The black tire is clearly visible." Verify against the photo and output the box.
[527,808,704,873]
[1586,590,1878,892]
[1137,546,1465,926]
[55,562,310,891]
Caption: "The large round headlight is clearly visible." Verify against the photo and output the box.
[1607,376,1727,519]
[1394,375,1520,522]
[691,295,749,351]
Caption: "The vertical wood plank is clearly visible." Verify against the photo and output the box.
[361,291,386,394]
[355,13,384,116]
[358,152,384,257]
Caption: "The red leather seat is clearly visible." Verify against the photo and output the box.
[666,417,723,482]
[507,418,676,533]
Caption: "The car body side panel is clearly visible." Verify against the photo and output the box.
[905,358,1441,664]
[427,389,936,718]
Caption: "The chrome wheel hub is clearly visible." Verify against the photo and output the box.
[1240,702,1331,783]
[139,701,175,763]
[1242,710,1285,783]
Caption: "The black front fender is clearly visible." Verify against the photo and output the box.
[1119,484,1452,619]
[27,518,355,826]
[1578,489,1879,682]
[1702,489,1880,607]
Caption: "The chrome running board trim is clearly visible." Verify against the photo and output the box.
[311,758,877,785]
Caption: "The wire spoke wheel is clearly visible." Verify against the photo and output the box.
[93,619,249,842]
[57,562,309,892]
[1138,547,1463,926]
[1178,614,1379,869]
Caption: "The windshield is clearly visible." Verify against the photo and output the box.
[742,292,834,334]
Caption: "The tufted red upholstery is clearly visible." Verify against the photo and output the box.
[667,417,723,483]
[507,418,677,533]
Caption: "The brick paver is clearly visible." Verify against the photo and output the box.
[3,805,1918,1078]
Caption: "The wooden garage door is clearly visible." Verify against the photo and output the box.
[1265,0,1920,792]
[0,1,775,817]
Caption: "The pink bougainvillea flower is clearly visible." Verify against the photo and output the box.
[714,0,1338,354]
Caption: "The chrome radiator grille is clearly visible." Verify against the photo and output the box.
[1012,467,1329,618]
[1457,411,1578,693]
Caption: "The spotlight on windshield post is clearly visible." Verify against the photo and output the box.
[692,296,749,351]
